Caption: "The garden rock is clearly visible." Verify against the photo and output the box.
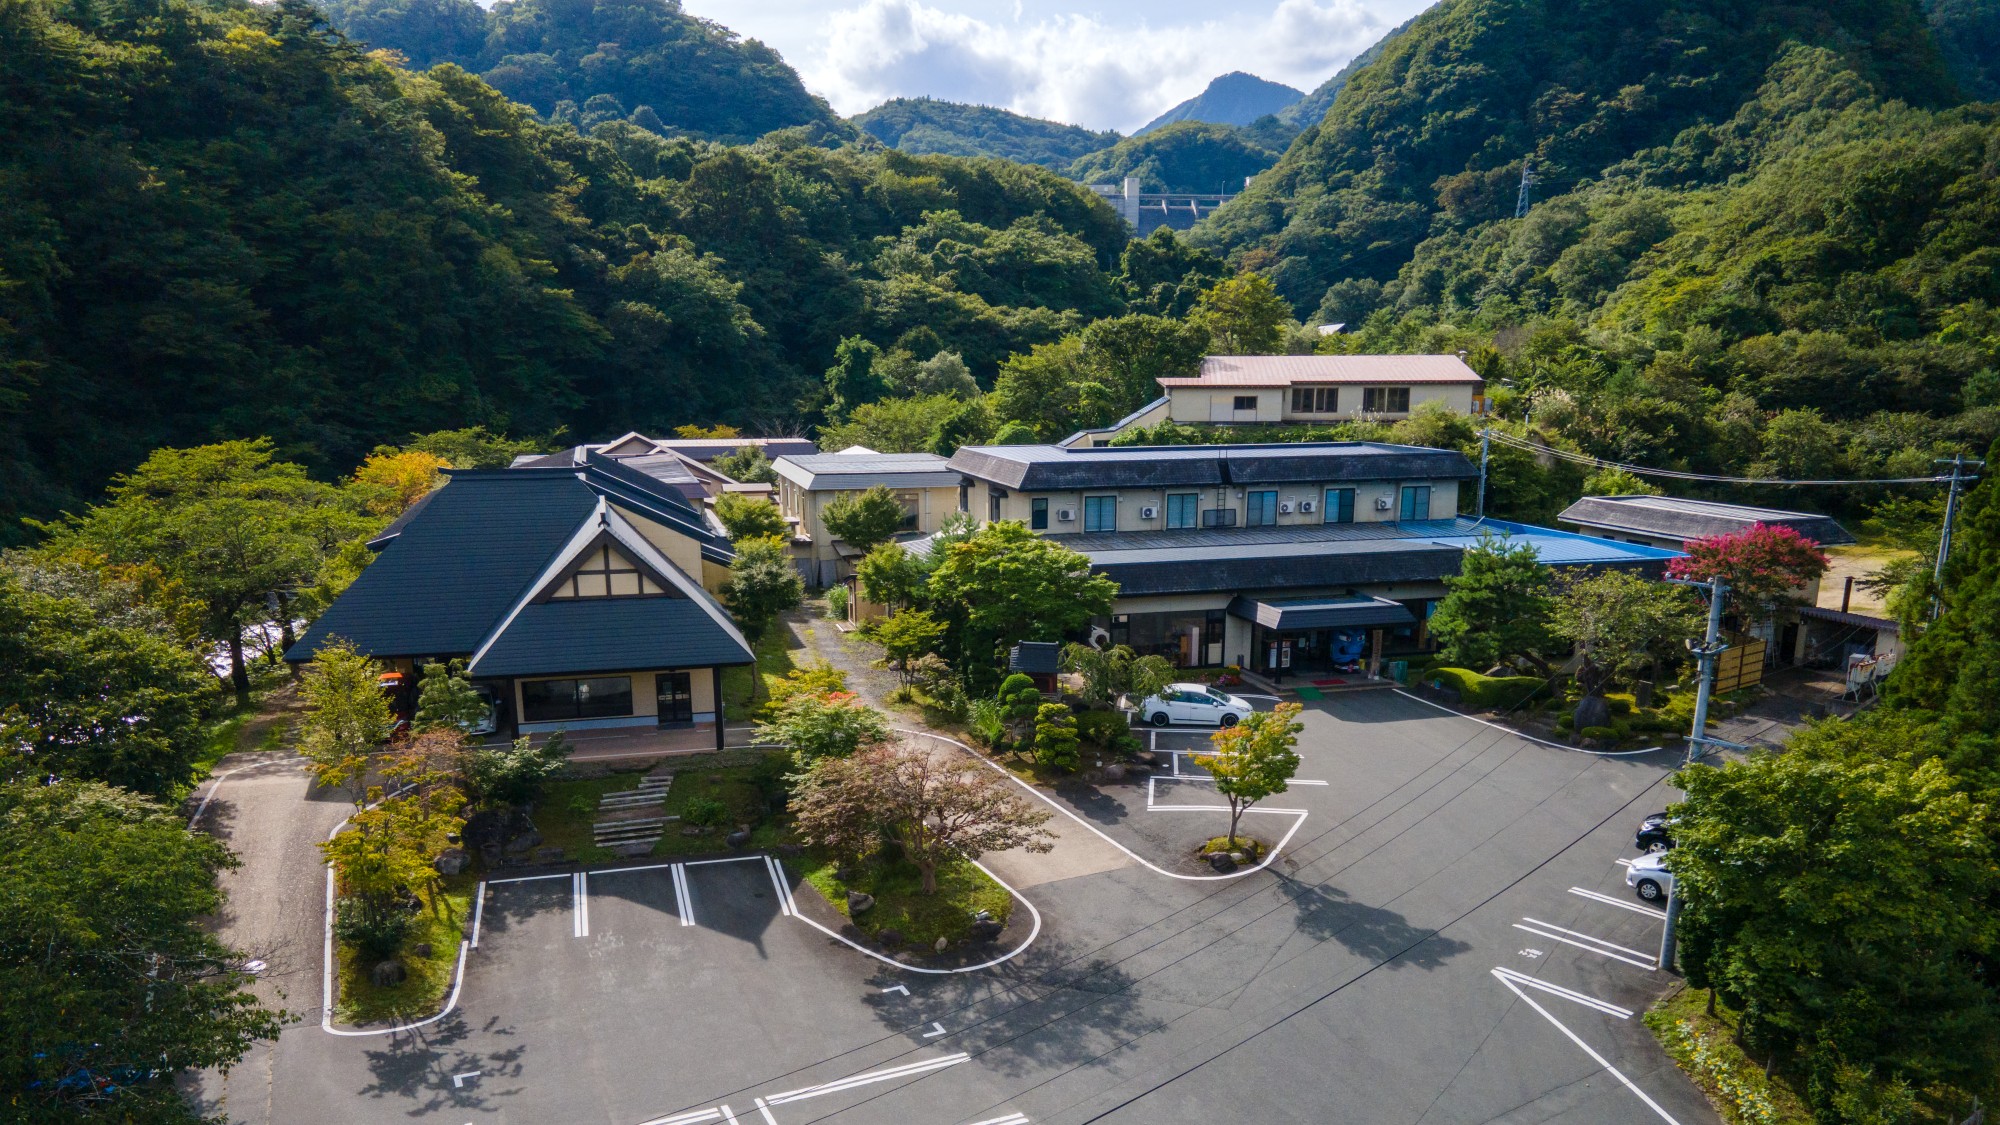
[681,826,703,837]
[1207,852,1238,873]
[414,943,432,959]
[503,828,541,854]
[1102,763,1126,782]
[876,927,904,947]
[533,846,565,865]
[777,843,803,858]
[846,891,875,915]
[1572,694,1612,731]
[1228,851,1247,864]
[934,936,949,953]
[434,848,469,876]
[479,842,502,865]
[370,960,407,988]
[726,829,751,848]
[969,918,1004,942]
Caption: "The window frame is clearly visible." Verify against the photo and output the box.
[1232,394,1259,412]
[1398,484,1432,522]
[1324,487,1355,524]
[1164,492,1199,530]
[1364,386,1412,413]
[520,675,635,723]
[1083,494,1117,533]
[1290,386,1339,414]
[1030,497,1049,531]
[1245,489,1279,528]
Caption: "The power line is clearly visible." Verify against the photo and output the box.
[1480,429,1954,487]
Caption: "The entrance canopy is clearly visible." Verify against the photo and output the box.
[1227,595,1416,631]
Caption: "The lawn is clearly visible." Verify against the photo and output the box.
[335,874,475,1025]
[721,623,800,721]
[533,773,644,866]
[1645,986,1813,1125]
[799,852,1012,948]
[650,751,788,857]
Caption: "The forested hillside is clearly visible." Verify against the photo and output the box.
[0,0,1143,537]
[1068,121,1284,194]
[1137,72,1301,134]
[318,0,840,139]
[853,98,1119,168]
[1188,0,2000,504]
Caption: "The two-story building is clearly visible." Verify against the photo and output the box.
[772,449,965,586]
[943,442,1678,680]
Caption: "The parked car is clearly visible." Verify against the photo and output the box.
[1627,852,1674,904]
[1635,812,1676,852]
[1139,683,1254,728]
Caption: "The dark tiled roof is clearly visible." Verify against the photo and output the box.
[1796,605,1898,632]
[1009,641,1063,675]
[468,597,752,678]
[772,452,961,490]
[1226,595,1415,630]
[1558,496,1855,546]
[949,442,1478,491]
[290,472,600,659]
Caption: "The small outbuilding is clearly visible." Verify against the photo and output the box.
[1008,641,1063,694]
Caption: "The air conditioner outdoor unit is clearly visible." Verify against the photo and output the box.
[1278,501,1294,515]
[1299,499,1317,513]
[1139,506,1158,519]
[1374,497,1393,511]
[1057,508,1077,522]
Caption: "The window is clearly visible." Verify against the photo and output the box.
[895,490,921,531]
[1290,386,1339,414]
[988,489,1003,522]
[1083,495,1117,533]
[549,544,664,599]
[1233,395,1258,411]
[1201,507,1238,528]
[1363,386,1412,413]
[1165,493,1199,529]
[520,676,634,723]
[1324,487,1355,524]
[1031,497,1048,531]
[1399,484,1432,521]
[1246,490,1279,527]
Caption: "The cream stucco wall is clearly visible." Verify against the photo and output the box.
[1164,383,1475,424]
[986,478,1460,533]
[783,483,961,566]
[614,504,711,587]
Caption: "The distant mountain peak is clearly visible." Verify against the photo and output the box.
[1138,72,1303,135]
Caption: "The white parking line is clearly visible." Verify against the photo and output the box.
[590,861,681,876]
[1490,967,1633,1018]
[1512,923,1656,970]
[488,872,572,884]
[672,863,694,927]
[719,1107,740,1125]
[753,1099,778,1125]
[963,1115,1031,1125]
[1568,886,1667,919]
[881,985,910,996]
[572,872,590,938]
[763,856,793,916]
[684,854,768,867]
[451,1071,480,1088]
[1492,973,1684,1124]
[470,882,486,949]
[636,1108,724,1125]
[764,1053,970,1106]
[1519,917,1656,960]
[1614,857,1634,868]
[922,1022,946,1038]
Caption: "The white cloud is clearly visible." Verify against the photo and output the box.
[776,0,1423,134]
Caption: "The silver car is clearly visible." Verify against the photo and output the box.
[1139,683,1254,728]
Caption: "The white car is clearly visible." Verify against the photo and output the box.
[1139,683,1254,728]
[1626,852,1675,904]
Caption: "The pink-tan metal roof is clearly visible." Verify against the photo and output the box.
[1159,354,1484,386]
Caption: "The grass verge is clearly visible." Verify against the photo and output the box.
[1645,986,1812,1125]
[650,751,788,857]
[800,853,1012,948]
[533,773,643,866]
[335,874,475,1025]
[722,624,800,721]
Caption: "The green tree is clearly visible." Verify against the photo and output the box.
[721,536,805,646]
[989,337,1120,441]
[462,732,572,808]
[712,446,779,485]
[1549,569,1702,728]
[821,485,909,553]
[714,491,788,540]
[298,639,394,806]
[401,426,544,469]
[929,398,994,456]
[1206,702,1304,848]
[753,690,889,767]
[0,575,216,798]
[823,336,889,423]
[1061,643,1172,705]
[1077,314,1208,410]
[0,780,281,1122]
[1191,274,1289,354]
[857,542,929,609]
[1032,702,1080,772]
[874,609,946,683]
[819,394,966,454]
[996,672,1043,750]
[1427,535,1556,674]
[412,660,486,734]
[926,523,1119,681]
[790,738,1053,894]
[1581,467,1662,497]
[33,441,371,702]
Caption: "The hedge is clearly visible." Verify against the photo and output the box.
[1427,667,1548,709]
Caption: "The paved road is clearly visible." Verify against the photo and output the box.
[188,691,1718,1125]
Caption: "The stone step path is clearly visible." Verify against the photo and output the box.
[592,774,675,853]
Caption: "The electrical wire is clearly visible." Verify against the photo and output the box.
[1480,428,1957,487]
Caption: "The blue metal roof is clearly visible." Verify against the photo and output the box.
[1419,518,1684,565]
[469,597,752,678]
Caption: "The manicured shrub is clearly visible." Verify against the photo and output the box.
[1074,709,1135,750]
[334,896,417,960]
[1032,703,1080,772]
[1427,667,1547,709]
[1579,725,1619,741]
[825,585,849,620]
[681,795,730,828]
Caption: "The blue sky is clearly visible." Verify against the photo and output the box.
[682,0,1434,133]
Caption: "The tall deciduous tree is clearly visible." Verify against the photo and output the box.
[721,535,804,647]
[1548,569,1702,725]
[1667,523,1830,620]
[1427,535,1556,673]
[821,485,909,554]
[857,542,929,609]
[350,449,449,516]
[791,738,1054,894]
[714,491,788,541]
[412,660,486,734]
[1206,702,1303,848]
[926,522,1119,682]
[1,781,280,1122]
[874,609,947,683]
[823,336,888,423]
[1191,273,1289,354]
[752,691,889,767]
[298,639,394,806]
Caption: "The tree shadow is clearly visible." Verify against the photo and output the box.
[1275,873,1470,971]
[356,1012,528,1116]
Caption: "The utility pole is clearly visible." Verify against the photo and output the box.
[1514,155,1537,219]
[1476,427,1491,521]
[1931,455,1984,620]
[1659,574,1729,974]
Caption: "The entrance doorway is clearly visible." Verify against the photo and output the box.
[656,672,693,726]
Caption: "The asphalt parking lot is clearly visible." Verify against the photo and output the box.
[191,689,1719,1125]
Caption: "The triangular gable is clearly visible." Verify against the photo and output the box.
[597,432,662,457]
[542,536,677,600]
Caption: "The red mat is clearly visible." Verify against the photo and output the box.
[1311,677,1349,686]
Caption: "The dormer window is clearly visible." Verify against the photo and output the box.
[550,544,667,598]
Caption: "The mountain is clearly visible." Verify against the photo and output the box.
[853,98,1120,167]
[1137,72,1302,135]
[1068,122,1282,194]
[318,0,842,140]
[1276,15,1417,129]
[0,0,1133,535]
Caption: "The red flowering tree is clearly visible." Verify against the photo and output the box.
[1667,523,1830,619]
